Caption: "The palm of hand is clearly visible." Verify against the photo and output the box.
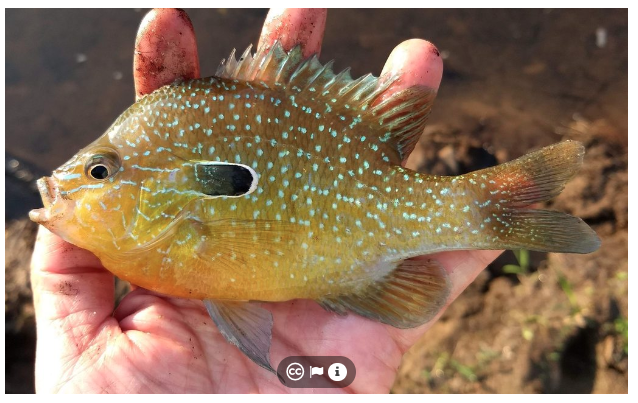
[64,293,405,393]
[34,231,493,393]
[31,9,501,393]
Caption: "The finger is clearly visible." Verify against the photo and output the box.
[378,38,444,103]
[258,8,327,58]
[134,8,200,100]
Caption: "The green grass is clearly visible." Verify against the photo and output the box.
[556,269,580,315]
[423,352,478,383]
[423,350,499,384]
[449,359,478,382]
[503,249,530,275]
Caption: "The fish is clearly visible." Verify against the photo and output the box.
[29,42,601,373]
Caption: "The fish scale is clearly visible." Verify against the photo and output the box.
[31,42,600,373]
[106,76,422,300]
[145,85,390,297]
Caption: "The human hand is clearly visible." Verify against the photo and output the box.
[31,8,502,393]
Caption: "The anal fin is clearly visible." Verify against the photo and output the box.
[319,259,451,329]
[203,300,274,373]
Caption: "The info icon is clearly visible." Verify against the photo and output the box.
[328,363,347,382]
[277,356,356,388]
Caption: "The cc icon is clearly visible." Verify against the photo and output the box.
[286,362,304,381]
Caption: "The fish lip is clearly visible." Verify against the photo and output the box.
[36,177,58,208]
[28,207,50,224]
[30,177,59,224]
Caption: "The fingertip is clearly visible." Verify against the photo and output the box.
[134,8,200,100]
[380,39,444,94]
[258,8,327,58]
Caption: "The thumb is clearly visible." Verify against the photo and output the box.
[30,227,117,390]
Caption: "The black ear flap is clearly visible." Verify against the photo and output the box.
[195,162,257,197]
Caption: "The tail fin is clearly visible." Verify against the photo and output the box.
[476,140,600,254]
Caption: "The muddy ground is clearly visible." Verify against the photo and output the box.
[5,9,627,393]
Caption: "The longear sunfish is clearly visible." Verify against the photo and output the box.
[30,43,600,372]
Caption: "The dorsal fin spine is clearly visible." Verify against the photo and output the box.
[215,41,436,163]
[300,56,324,92]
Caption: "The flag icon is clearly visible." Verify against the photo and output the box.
[310,366,324,377]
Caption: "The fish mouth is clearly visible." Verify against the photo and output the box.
[29,177,60,224]
[37,177,59,206]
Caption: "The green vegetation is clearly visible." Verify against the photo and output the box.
[556,269,580,315]
[450,359,477,382]
[503,249,530,275]
[614,316,629,355]
[522,327,534,341]
[476,346,500,367]
[423,348,502,384]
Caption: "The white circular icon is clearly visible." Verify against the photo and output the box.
[328,363,347,381]
[286,363,304,381]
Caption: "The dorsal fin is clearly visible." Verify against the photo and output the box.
[370,86,436,161]
[216,42,437,163]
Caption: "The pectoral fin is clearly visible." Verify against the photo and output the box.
[203,299,274,373]
[318,258,451,329]
[192,219,300,271]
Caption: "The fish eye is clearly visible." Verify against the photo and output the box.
[85,152,120,181]
[90,164,110,180]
